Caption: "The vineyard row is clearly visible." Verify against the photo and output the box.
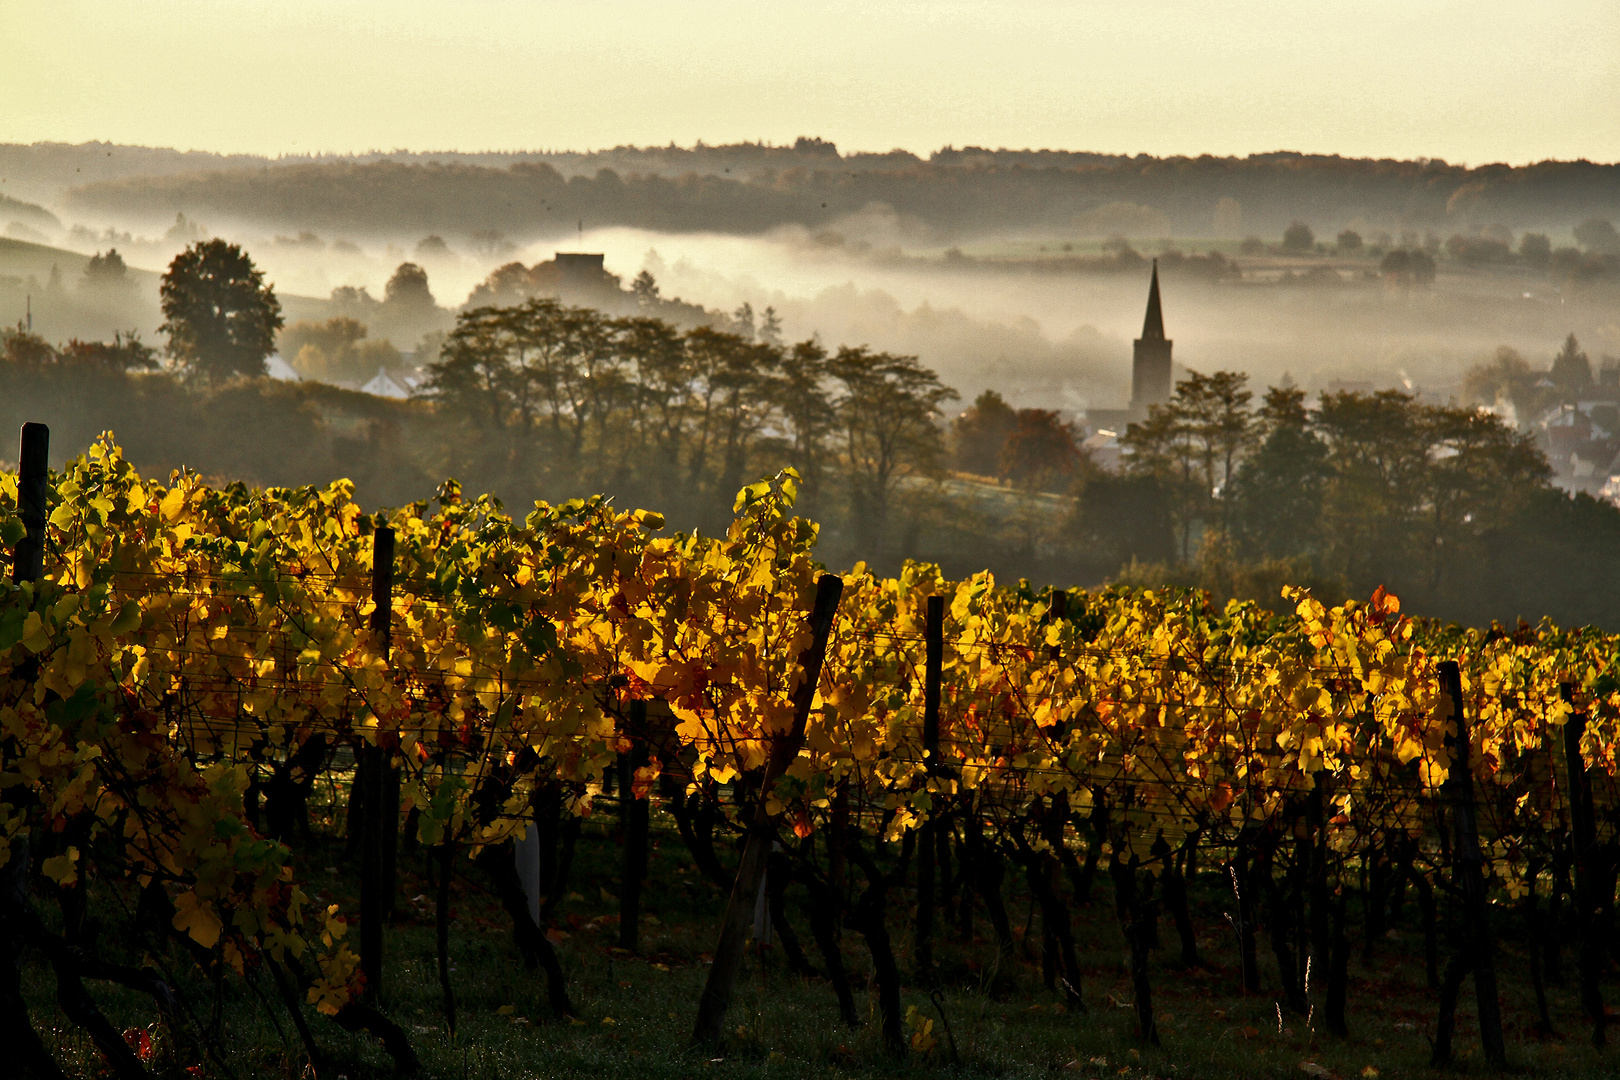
[4,426,1620,1073]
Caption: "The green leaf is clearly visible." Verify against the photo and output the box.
[108,600,142,635]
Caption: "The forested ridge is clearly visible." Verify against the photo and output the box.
[38,143,1620,239]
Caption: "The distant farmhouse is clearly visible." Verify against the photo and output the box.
[467,251,629,312]
[361,367,411,400]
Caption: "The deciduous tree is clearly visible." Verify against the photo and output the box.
[998,409,1083,491]
[950,390,1017,477]
[828,347,956,550]
[1282,222,1315,253]
[81,248,129,288]
[1228,386,1328,560]
[60,332,158,373]
[159,239,283,382]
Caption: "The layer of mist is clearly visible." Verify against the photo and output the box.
[3,139,1618,440]
[5,225,1616,422]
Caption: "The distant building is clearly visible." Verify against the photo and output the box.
[466,252,627,311]
[554,253,607,284]
[1538,400,1620,493]
[361,367,410,400]
[1080,428,1122,472]
[1131,260,1173,412]
[1600,470,1620,509]
[264,353,300,381]
[1086,261,1175,436]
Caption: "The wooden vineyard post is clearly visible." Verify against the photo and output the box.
[0,423,64,1078]
[1561,682,1606,1047]
[7,425,47,690]
[1437,660,1506,1068]
[915,594,944,977]
[620,698,650,953]
[360,525,396,1002]
[692,574,843,1049]
[11,423,48,585]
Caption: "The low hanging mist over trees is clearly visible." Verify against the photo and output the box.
[5,226,1620,629]
[6,138,1620,427]
[4,134,1620,630]
[280,316,401,384]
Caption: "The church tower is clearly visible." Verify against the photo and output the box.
[1130,260,1173,412]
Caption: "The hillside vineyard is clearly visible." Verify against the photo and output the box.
[4,432,1620,1070]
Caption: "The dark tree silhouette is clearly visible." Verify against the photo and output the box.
[631,270,660,305]
[378,262,446,344]
[1519,233,1552,268]
[81,248,129,287]
[60,332,158,373]
[1282,222,1315,253]
[385,262,435,308]
[0,329,59,369]
[998,409,1082,490]
[1550,334,1592,395]
[1380,248,1436,285]
[1462,346,1542,418]
[159,239,283,381]
[951,390,1018,477]
[1573,218,1620,256]
[828,346,957,549]
[1228,386,1328,560]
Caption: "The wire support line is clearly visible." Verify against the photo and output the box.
[153,711,1490,789]
[87,630,1453,687]
[111,677,1454,735]
[112,656,1479,712]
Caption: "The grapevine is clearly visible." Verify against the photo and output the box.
[4,435,1620,1073]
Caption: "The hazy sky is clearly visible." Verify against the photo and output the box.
[4,0,1617,163]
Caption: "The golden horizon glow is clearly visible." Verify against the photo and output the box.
[2,0,1617,165]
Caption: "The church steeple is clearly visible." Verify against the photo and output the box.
[1129,261,1173,412]
[1141,259,1165,341]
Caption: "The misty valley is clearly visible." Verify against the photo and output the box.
[3,141,1617,629]
[5,8,1620,1067]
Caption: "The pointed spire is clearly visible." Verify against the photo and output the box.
[1141,259,1165,341]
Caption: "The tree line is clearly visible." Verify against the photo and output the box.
[7,235,1620,629]
[374,289,1620,629]
[1064,364,1620,627]
[58,147,1620,241]
[4,237,965,558]
[418,296,956,546]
